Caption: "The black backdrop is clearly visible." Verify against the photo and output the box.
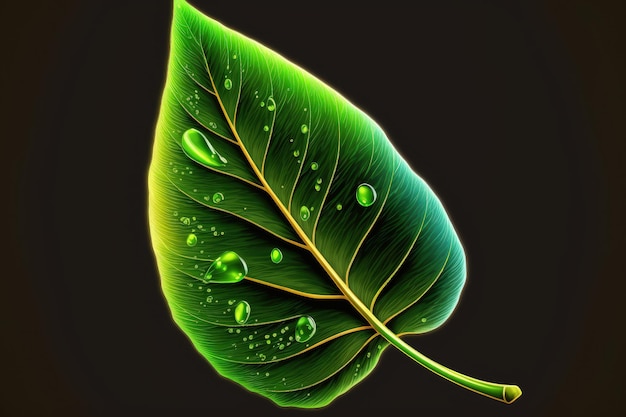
[3,0,625,416]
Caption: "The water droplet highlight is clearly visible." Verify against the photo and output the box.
[356,183,377,207]
[182,128,227,168]
[336,204,343,211]
[186,233,197,247]
[234,301,251,324]
[300,124,308,134]
[310,162,319,170]
[204,251,248,283]
[295,316,316,343]
[299,206,310,221]
[224,78,233,90]
[270,248,283,264]
[212,192,224,204]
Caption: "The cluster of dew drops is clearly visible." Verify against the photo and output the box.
[168,72,383,367]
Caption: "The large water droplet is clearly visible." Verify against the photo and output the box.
[295,316,316,343]
[270,248,283,264]
[310,162,319,170]
[300,124,308,134]
[356,183,377,207]
[299,206,310,221]
[224,78,233,90]
[182,128,227,168]
[212,192,224,204]
[204,251,248,283]
[186,233,198,247]
[234,301,251,324]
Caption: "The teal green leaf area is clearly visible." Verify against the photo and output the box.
[148,0,521,408]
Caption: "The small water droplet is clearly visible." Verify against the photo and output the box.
[263,125,269,132]
[294,316,316,343]
[232,54,237,59]
[299,206,310,221]
[204,251,248,283]
[421,317,427,323]
[336,204,343,211]
[208,121,217,129]
[310,162,319,170]
[179,216,191,225]
[224,78,233,90]
[260,101,265,107]
[356,183,377,207]
[293,150,300,157]
[366,352,371,358]
[270,248,283,264]
[300,124,308,134]
[182,128,227,168]
[234,300,251,324]
[265,372,270,377]
[212,192,224,204]
[186,234,197,247]
[314,184,321,192]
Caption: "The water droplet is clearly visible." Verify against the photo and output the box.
[310,162,319,170]
[356,183,377,207]
[186,234,197,247]
[270,248,283,264]
[421,317,427,323]
[232,54,237,59]
[234,301,251,324]
[267,97,276,111]
[293,150,300,157]
[204,251,248,283]
[224,78,233,90]
[208,121,217,129]
[212,192,224,204]
[299,206,310,221]
[265,372,270,377]
[294,316,316,343]
[259,101,265,107]
[300,124,308,134]
[316,178,322,184]
[314,184,321,192]
[263,125,269,132]
[182,128,228,168]
[179,216,191,225]
[336,204,343,211]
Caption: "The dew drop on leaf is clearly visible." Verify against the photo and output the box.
[234,300,251,324]
[186,233,198,247]
[212,192,225,204]
[263,125,269,132]
[310,162,319,170]
[270,248,283,264]
[300,124,308,134]
[179,216,191,225]
[224,78,233,90]
[355,183,377,207]
[295,316,316,343]
[204,251,248,283]
[336,204,342,211]
[314,184,321,192]
[293,150,300,157]
[182,128,227,168]
[299,206,310,221]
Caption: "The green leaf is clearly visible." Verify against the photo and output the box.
[148,0,521,408]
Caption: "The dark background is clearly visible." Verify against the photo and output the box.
[2,0,624,416]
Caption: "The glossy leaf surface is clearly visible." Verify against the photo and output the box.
[148,0,470,407]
